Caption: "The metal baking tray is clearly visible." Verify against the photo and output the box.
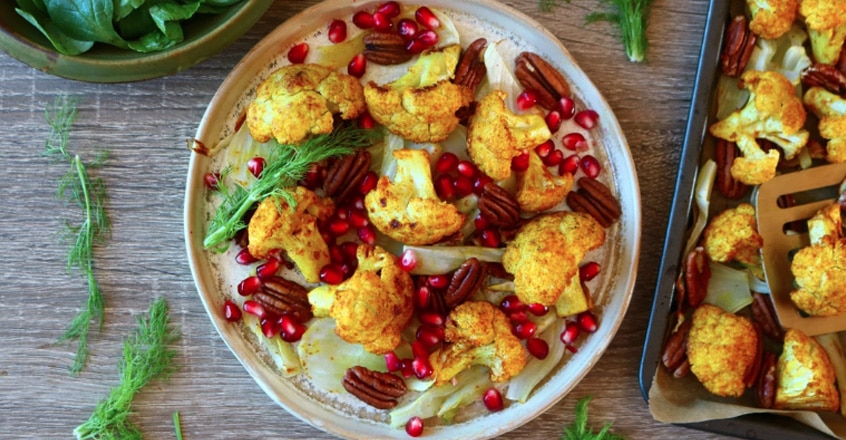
[638,1,836,439]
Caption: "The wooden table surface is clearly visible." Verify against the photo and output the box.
[0,0,732,439]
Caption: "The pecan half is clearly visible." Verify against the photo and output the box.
[720,16,756,77]
[714,139,748,199]
[684,247,711,308]
[323,149,371,201]
[756,351,777,409]
[342,366,407,409]
[454,38,488,92]
[661,319,692,378]
[253,276,312,322]
[566,177,620,228]
[751,293,784,341]
[363,31,413,65]
[515,52,570,110]
[478,182,520,227]
[444,258,487,308]
[801,63,846,96]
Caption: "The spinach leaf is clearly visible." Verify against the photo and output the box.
[44,0,128,48]
[126,28,179,53]
[114,0,146,22]
[15,7,95,55]
[117,6,156,40]
[16,0,47,14]
[149,2,200,40]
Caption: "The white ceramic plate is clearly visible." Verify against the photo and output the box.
[185,1,641,438]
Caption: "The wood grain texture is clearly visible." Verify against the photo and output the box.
[0,0,728,439]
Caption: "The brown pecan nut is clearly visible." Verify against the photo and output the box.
[751,293,784,341]
[323,149,371,201]
[801,63,846,96]
[478,182,521,227]
[720,16,757,77]
[714,139,748,199]
[756,351,777,408]
[342,366,407,409]
[363,32,413,65]
[661,319,692,378]
[253,276,312,322]
[444,258,487,308]
[566,177,620,228]
[515,52,571,110]
[683,247,711,308]
[454,38,488,91]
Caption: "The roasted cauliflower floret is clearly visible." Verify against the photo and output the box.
[775,328,841,411]
[687,304,760,398]
[429,301,527,385]
[702,203,764,269]
[364,148,465,245]
[247,186,334,283]
[307,245,414,355]
[466,90,552,181]
[790,202,846,316]
[799,0,846,65]
[746,0,800,39]
[709,70,809,185]
[364,45,473,143]
[502,211,605,308]
[804,86,846,163]
[515,150,573,212]
[246,64,366,145]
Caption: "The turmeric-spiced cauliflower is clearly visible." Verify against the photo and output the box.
[746,0,800,39]
[789,202,846,317]
[515,150,572,212]
[307,245,414,355]
[709,70,808,185]
[702,203,764,269]
[775,328,841,411]
[799,0,846,65]
[246,64,366,145]
[804,86,846,163]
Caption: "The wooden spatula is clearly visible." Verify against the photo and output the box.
[754,161,846,336]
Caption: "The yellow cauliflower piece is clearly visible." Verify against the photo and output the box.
[467,90,552,181]
[502,211,605,307]
[799,0,846,65]
[709,70,808,185]
[687,304,759,398]
[790,203,846,316]
[804,86,846,163]
[246,64,365,145]
[364,148,465,245]
[775,328,841,411]
[247,187,334,283]
[307,245,414,355]
[747,0,800,39]
[702,203,764,268]
[364,45,473,143]
[515,150,573,212]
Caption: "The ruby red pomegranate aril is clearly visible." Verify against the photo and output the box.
[559,153,581,176]
[473,174,493,195]
[534,139,554,157]
[352,11,374,29]
[500,295,525,313]
[376,1,401,18]
[478,227,501,247]
[349,209,369,228]
[453,175,474,197]
[414,29,438,48]
[474,212,490,230]
[237,276,262,296]
[223,300,242,322]
[256,259,281,279]
[415,285,433,309]
[287,42,309,64]
[319,264,345,285]
[579,261,601,282]
[428,274,449,289]
[527,302,548,316]
[358,171,378,194]
[358,111,376,129]
[560,321,580,345]
[235,248,257,265]
[406,38,427,55]
[397,18,419,41]
[372,11,392,31]
[557,96,576,119]
[545,110,562,133]
[385,351,402,372]
[516,89,538,110]
[511,152,530,172]
[435,152,459,174]
[203,172,220,190]
[406,416,424,437]
[279,314,306,342]
[527,337,549,359]
[418,311,445,327]
[574,109,599,129]
[456,160,477,178]
[399,249,418,272]
[328,217,350,236]
[412,357,433,379]
[416,325,443,349]
[415,6,440,28]
[580,154,601,178]
[562,132,587,151]
[328,19,347,43]
[348,54,367,78]
[578,311,599,333]
[435,174,455,200]
[242,300,267,319]
[513,321,537,339]
[482,388,504,412]
[357,225,377,245]
[543,149,564,167]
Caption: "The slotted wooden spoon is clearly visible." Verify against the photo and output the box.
[754,161,846,336]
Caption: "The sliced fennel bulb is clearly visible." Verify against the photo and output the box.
[704,261,753,313]
[505,319,566,403]
[683,159,716,257]
[403,245,505,275]
[389,366,489,427]
[245,315,301,377]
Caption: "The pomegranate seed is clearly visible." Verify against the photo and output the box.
[350,195,366,211]
[287,42,308,64]
[340,241,358,259]
[574,109,599,129]
[527,337,550,359]
[578,311,599,333]
[560,322,580,345]
[419,311,445,327]
[400,358,414,378]
[534,140,554,158]
[372,11,392,31]
[527,303,549,316]
[357,226,377,245]
[348,53,367,78]
[435,152,459,174]
[435,174,455,200]
[414,29,438,48]
[581,155,601,178]
[328,19,347,43]
[479,227,501,247]
[412,357,433,379]
[456,160,477,178]
[349,209,369,228]
[474,212,490,230]
[579,261,601,282]
[453,175,474,197]
[557,97,576,119]
[261,317,282,338]
[358,111,376,129]
[235,248,257,265]
[300,164,323,189]
[339,261,355,277]
[319,264,345,284]
[543,149,564,167]
[203,172,221,189]
[237,276,262,296]
[516,89,538,110]
[559,154,581,176]
[385,352,402,372]
[329,245,346,264]
[399,249,418,272]
[416,325,443,349]
[411,339,429,359]
[509,310,529,323]
[511,152,530,171]
[242,300,267,319]
[473,175,493,195]
[562,132,588,151]
[359,171,378,194]
[500,295,526,313]
[352,10,374,29]
[279,315,307,342]
[223,300,242,322]
[327,218,350,236]
[566,345,579,354]
[514,321,537,339]
[335,208,349,220]
[376,1,401,18]
[415,6,440,29]
[397,18,419,41]
[256,259,281,279]
[428,274,449,289]
[415,285,433,310]
[406,38,427,55]
[482,388,504,412]
[405,416,424,437]
[545,110,562,133]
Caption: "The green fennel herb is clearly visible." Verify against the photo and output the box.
[173,411,184,440]
[204,124,383,251]
[586,0,654,63]
[562,396,625,440]
[45,96,110,374]
[74,297,180,440]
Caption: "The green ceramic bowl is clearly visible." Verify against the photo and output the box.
[0,0,274,83]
